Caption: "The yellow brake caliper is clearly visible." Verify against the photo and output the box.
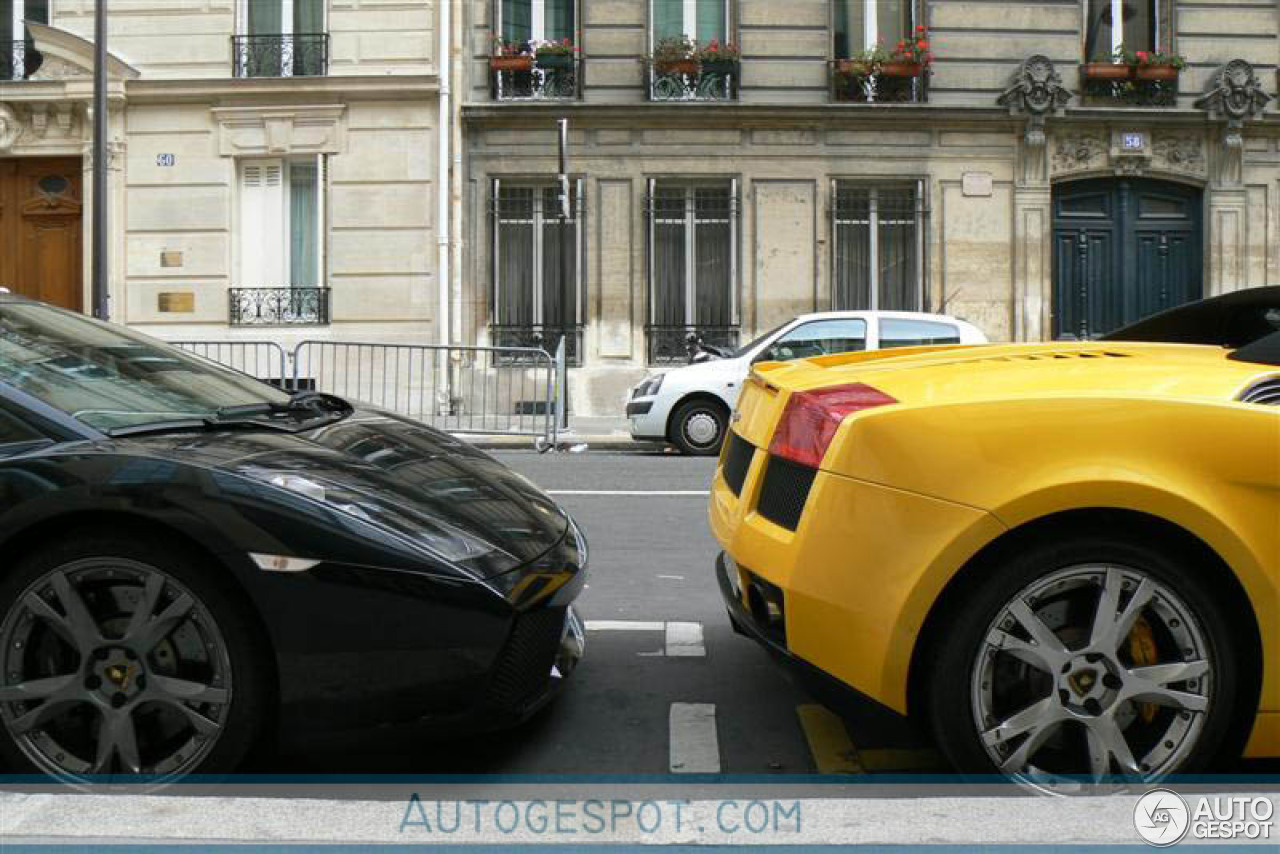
[1128,616,1160,723]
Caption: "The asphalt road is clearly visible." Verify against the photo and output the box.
[266,448,1277,778]
[274,447,901,776]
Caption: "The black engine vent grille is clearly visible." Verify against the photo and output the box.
[757,456,817,531]
[1239,377,1280,406]
[722,433,754,496]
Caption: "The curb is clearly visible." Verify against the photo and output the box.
[456,433,658,451]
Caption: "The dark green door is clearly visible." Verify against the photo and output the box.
[1052,178,1202,339]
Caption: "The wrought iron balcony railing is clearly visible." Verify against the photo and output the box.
[1079,65,1178,107]
[229,288,331,326]
[1,41,42,81]
[491,325,582,367]
[829,60,928,103]
[646,325,739,366]
[232,34,328,78]
[491,56,581,101]
[647,61,738,102]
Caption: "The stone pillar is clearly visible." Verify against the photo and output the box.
[596,178,634,358]
[1195,60,1271,296]
[999,56,1069,342]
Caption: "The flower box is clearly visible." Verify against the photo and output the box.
[879,61,923,78]
[700,59,738,77]
[835,59,874,76]
[536,52,574,70]
[1134,64,1178,82]
[491,55,534,73]
[656,58,699,76]
[1081,62,1132,81]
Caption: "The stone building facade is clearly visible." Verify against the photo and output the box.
[0,0,442,348]
[462,0,1280,416]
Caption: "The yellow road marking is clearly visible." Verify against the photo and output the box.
[855,748,946,772]
[796,704,863,774]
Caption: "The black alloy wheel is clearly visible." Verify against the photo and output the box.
[0,535,265,783]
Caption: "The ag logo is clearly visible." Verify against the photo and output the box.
[1134,789,1190,846]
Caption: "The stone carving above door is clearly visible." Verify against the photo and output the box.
[1050,131,1108,176]
[1051,129,1207,180]
[0,104,19,151]
[1151,133,1206,178]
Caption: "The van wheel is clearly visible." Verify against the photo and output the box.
[670,399,727,456]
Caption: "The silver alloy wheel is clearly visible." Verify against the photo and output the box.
[0,558,233,781]
[971,565,1211,791]
[683,410,721,448]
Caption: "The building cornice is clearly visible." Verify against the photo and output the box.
[126,74,440,104]
[462,101,1280,131]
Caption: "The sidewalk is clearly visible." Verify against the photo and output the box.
[460,415,650,451]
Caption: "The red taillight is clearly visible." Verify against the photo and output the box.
[768,383,897,468]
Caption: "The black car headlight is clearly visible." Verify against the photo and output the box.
[251,471,522,579]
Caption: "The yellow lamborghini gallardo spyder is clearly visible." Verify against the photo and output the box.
[712,287,1280,786]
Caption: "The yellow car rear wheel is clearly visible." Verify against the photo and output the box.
[924,532,1243,792]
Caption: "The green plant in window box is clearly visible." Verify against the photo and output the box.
[696,39,741,78]
[535,38,578,70]
[1118,46,1186,81]
[836,44,890,78]
[651,35,698,76]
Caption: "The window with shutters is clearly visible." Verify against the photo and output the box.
[234,0,328,78]
[833,1,915,58]
[1,0,48,81]
[651,0,730,44]
[832,182,925,312]
[646,180,739,365]
[499,0,576,45]
[233,158,329,326]
[490,180,584,365]
[1084,1,1173,63]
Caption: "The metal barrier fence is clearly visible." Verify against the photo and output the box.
[173,341,290,384]
[169,339,560,444]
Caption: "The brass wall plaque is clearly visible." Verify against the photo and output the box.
[160,250,184,268]
[158,292,195,313]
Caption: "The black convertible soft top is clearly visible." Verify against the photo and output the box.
[1102,286,1280,366]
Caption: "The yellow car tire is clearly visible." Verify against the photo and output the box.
[923,531,1247,789]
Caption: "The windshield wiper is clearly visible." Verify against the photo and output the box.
[107,393,353,438]
[214,390,350,420]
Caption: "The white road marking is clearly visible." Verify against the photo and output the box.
[585,620,665,632]
[547,490,709,496]
[584,620,707,658]
[669,702,721,773]
[657,574,684,581]
[665,621,705,657]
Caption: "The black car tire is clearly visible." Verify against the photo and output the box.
[670,399,728,456]
[924,532,1242,787]
[0,532,269,782]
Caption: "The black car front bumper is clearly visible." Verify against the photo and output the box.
[715,551,920,745]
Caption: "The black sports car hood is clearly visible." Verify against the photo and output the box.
[114,409,570,576]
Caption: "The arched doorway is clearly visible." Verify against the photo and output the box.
[1051,177,1202,339]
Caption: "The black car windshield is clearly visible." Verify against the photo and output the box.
[0,301,292,432]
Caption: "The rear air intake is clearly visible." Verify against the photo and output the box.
[722,433,754,496]
[757,455,817,531]
[1239,377,1280,406]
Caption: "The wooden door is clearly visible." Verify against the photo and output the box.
[0,157,83,311]
[1052,178,1202,339]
